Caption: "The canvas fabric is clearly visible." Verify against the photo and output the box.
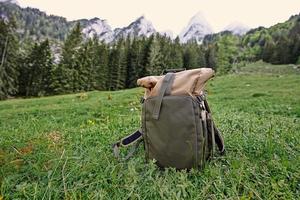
[137,68,215,98]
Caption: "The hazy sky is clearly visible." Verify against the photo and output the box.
[18,0,300,34]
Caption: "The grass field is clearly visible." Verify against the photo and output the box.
[0,64,300,199]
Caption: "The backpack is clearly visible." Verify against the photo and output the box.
[112,68,225,170]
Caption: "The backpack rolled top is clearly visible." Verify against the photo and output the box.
[113,68,225,170]
[137,68,215,99]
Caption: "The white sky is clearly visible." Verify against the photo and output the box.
[18,0,300,35]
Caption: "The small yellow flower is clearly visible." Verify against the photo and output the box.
[87,120,95,126]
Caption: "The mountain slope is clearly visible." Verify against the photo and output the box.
[0,0,19,5]
[160,30,173,39]
[0,1,71,41]
[114,16,156,40]
[81,17,114,42]
[223,22,250,35]
[0,2,158,42]
[179,12,213,43]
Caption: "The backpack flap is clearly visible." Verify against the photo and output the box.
[137,68,215,99]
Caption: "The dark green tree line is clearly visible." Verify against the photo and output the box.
[2,14,300,100]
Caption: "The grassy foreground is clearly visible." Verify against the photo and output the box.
[1,66,300,199]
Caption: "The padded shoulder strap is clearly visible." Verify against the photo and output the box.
[112,130,143,161]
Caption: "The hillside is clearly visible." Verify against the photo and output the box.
[0,1,72,41]
[0,65,299,199]
[0,1,158,43]
[201,13,300,74]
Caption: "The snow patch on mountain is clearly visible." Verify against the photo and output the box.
[160,30,173,39]
[0,0,19,5]
[0,13,8,22]
[223,22,250,35]
[82,17,114,43]
[179,12,213,43]
[114,15,156,39]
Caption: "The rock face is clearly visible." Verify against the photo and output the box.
[82,18,114,43]
[223,22,250,35]
[81,16,157,42]
[114,16,156,40]
[179,12,213,43]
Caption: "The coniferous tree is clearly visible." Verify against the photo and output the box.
[183,41,198,69]
[206,44,217,69]
[108,39,127,90]
[215,34,239,74]
[94,41,109,90]
[157,35,172,71]
[52,22,82,94]
[169,37,183,69]
[139,37,151,77]
[147,35,163,75]
[126,38,145,88]
[107,44,117,90]
[275,36,291,64]
[42,41,55,94]
[77,39,93,91]
[116,39,127,89]
[0,18,19,100]
[262,39,275,63]
[21,39,54,96]
[197,45,207,67]
[83,36,110,91]
[291,36,300,64]
[289,21,300,63]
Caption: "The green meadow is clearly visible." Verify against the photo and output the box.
[0,64,299,199]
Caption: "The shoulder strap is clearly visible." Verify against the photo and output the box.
[203,99,225,154]
[162,68,186,75]
[213,123,225,154]
[152,73,175,120]
[112,129,143,161]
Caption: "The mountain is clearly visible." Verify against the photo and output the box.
[0,1,158,42]
[81,17,114,43]
[114,16,156,40]
[179,12,213,43]
[0,0,19,5]
[223,22,250,35]
[159,30,173,39]
[1,0,298,52]
[0,1,71,41]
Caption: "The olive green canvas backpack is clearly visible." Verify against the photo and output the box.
[112,68,225,170]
